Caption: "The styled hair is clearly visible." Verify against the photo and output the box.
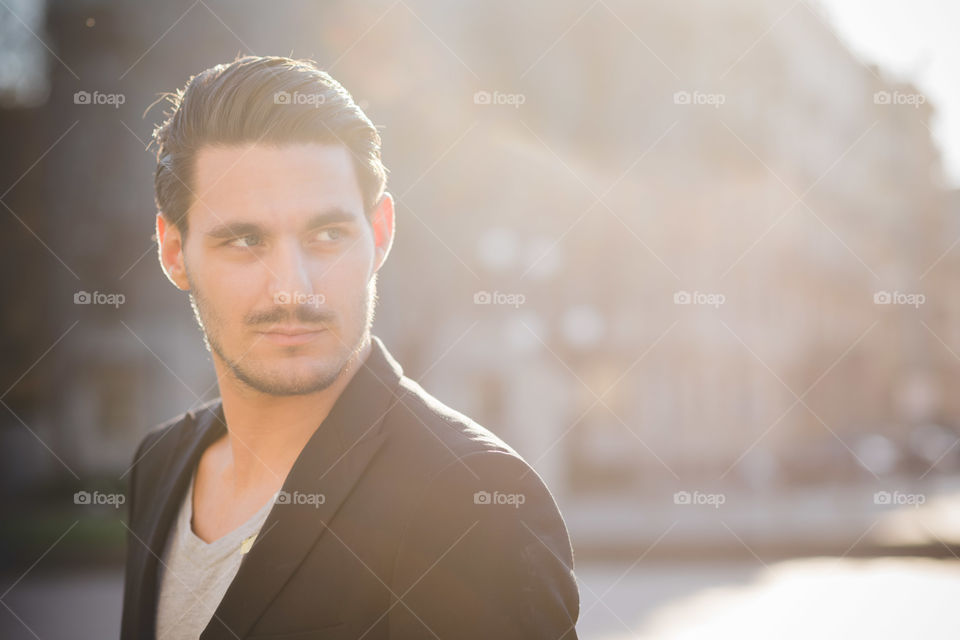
[150,55,387,236]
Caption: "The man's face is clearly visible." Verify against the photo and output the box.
[158,143,393,396]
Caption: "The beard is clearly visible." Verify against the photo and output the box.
[185,268,377,397]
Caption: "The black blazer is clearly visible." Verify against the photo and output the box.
[121,335,580,639]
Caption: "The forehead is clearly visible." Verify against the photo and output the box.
[190,143,364,225]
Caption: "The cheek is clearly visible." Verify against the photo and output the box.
[312,250,372,306]
[197,260,266,319]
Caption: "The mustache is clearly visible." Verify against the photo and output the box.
[245,304,335,327]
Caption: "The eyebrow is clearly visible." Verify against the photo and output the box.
[204,208,359,240]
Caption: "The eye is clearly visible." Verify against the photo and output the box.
[227,234,261,248]
[314,227,345,243]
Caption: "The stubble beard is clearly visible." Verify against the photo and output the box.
[185,268,377,397]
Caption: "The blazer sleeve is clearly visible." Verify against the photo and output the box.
[387,450,580,639]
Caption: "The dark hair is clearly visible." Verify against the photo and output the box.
[151,55,387,236]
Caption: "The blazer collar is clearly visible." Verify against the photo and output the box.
[134,335,404,640]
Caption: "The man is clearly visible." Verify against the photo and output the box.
[120,55,580,640]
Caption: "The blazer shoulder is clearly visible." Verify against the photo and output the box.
[393,375,520,464]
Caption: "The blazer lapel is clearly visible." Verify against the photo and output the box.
[131,400,227,639]
[201,336,404,640]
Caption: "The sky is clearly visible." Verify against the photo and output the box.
[815,0,960,189]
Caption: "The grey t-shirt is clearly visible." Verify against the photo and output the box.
[155,469,276,640]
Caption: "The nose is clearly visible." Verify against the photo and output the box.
[268,238,315,305]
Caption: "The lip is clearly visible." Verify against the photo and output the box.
[256,326,327,346]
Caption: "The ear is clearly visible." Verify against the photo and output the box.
[370,192,395,274]
[156,213,190,290]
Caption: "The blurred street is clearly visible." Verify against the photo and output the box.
[4,557,959,639]
[577,557,960,639]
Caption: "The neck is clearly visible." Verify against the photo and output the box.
[211,336,372,491]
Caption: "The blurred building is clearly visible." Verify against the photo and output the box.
[1,0,957,515]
